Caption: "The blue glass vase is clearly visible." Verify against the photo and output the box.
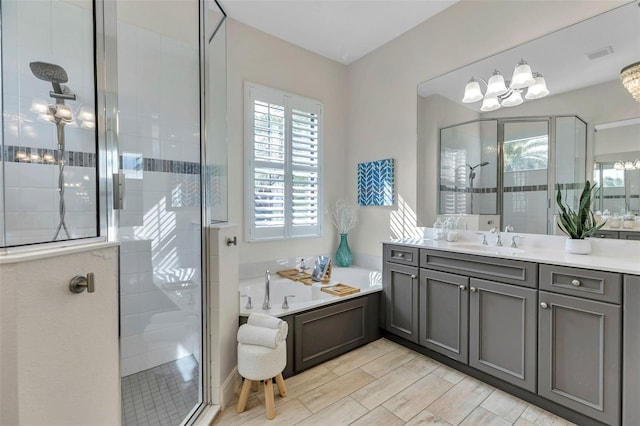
[335,233,353,267]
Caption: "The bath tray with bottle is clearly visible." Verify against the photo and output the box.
[278,256,332,285]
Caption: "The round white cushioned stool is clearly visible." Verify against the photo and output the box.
[236,342,287,419]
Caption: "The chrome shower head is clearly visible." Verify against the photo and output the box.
[29,61,68,95]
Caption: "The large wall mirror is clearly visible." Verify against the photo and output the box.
[417,1,640,237]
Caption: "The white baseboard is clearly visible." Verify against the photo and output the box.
[220,367,241,410]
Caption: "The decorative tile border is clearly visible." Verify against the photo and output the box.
[439,183,585,194]
[1,145,199,175]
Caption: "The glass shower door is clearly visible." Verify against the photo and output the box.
[502,120,550,234]
[116,2,203,425]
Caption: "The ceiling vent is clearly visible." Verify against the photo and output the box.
[585,46,614,61]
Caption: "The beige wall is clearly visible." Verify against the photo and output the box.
[0,245,120,425]
[227,19,349,266]
[346,0,626,257]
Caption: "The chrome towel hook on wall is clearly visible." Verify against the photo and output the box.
[69,273,95,294]
[226,236,237,246]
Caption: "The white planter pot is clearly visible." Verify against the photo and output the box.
[565,238,592,255]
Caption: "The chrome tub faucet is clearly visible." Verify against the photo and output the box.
[262,269,271,310]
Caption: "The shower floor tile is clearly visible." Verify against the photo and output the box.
[122,355,200,426]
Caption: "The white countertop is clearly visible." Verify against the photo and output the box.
[386,233,640,276]
[239,266,382,317]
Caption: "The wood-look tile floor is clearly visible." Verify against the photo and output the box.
[213,338,577,426]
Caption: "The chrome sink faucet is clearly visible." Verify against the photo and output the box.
[262,269,271,310]
[489,227,502,246]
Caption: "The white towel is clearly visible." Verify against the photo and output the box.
[237,324,284,348]
[247,312,288,337]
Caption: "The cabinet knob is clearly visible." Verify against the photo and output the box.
[459,285,466,291]
[397,253,404,258]
[540,302,549,309]
[571,279,581,286]
[410,275,417,279]
[470,287,477,293]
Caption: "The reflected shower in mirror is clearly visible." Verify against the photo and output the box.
[418,1,640,237]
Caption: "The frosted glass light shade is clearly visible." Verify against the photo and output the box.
[462,80,483,103]
[485,71,508,97]
[510,60,535,89]
[634,159,640,169]
[614,161,624,170]
[621,62,640,102]
[624,161,635,170]
[55,104,73,121]
[502,90,523,107]
[480,97,501,112]
[525,74,550,99]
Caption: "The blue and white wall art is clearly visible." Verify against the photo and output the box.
[357,158,395,206]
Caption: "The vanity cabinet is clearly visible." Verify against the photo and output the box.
[538,290,621,425]
[382,243,628,425]
[468,278,537,393]
[418,249,537,388]
[383,245,420,343]
[419,269,468,363]
[538,264,622,425]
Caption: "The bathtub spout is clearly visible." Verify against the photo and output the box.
[262,269,271,310]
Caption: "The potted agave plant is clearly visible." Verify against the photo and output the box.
[556,180,605,254]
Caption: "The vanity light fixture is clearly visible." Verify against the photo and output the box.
[614,159,640,170]
[620,61,640,102]
[462,59,549,111]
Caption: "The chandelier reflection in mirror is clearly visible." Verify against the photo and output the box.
[620,61,640,102]
[613,159,640,171]
[462,59,550,112]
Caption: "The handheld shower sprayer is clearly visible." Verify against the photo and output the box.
[30,61,76,241]
[467,161,490,214]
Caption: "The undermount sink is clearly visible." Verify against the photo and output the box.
[449,243,525,255]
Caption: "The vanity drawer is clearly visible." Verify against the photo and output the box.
[420,249,537,288]
[383,244,419,267]
[539,264,622,304]
[591,230,619,239]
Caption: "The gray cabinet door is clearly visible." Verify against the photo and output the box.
[295,296,373,372]
[538,291,621,425]
[419,269,469,363]
[383,262,419,343]
[469,278,537,393]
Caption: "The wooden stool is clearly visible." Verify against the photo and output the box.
[236,342,287,420]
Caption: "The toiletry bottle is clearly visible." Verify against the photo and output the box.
[433,218,445,240]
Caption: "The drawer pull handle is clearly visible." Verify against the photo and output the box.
[540,302,549,309]
[410,275,417,280]
[397,253,404,258]
[571,279,581,286]
[459,285,466,291]
[470,287,477,293]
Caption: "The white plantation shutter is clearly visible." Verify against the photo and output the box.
[245,82,323,241]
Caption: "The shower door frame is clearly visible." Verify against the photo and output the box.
[95,0,223,423]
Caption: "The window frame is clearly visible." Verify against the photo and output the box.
[244,81,323,242]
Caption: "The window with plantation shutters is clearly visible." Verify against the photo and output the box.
[245,82,323,241]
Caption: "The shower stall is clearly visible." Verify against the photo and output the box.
[0,0,227,424]
[439,116,587,234]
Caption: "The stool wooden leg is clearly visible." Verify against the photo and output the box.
[275,373,288,398]
[264,379,276,420]
[237,379,252,413]
[251,380,260,392]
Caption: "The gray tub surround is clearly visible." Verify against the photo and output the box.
[383,234,639,426]
[239,266,382,378]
